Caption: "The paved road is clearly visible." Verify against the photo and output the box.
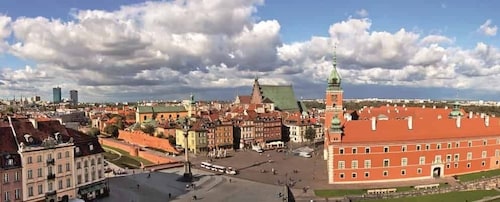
[97,167,285,202]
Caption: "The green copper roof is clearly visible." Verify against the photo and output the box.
[327,48,341,90]
[137,106,154,113]
[448,101,463,118]
[190,94,196,105]
[259,85,299,111]
[330,115,342,133]
[137,106,187,113]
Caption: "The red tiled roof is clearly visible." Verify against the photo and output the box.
[66,128,105,155]
[341,117,500,143]
[0,126,19,153]
[237,95,251,104]
[354,106,466,120]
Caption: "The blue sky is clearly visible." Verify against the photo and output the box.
[0,0,499,102]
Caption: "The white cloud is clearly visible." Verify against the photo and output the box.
[478,19,497,36]
[355,9,369,18]
[1,1,500,101]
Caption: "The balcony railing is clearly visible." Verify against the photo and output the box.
[47,173,55,180]
[46,158,55,165]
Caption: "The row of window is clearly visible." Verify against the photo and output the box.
[3,172,20,183]
[76,158,102,169]
[3,189,21,201]
[26,151,71,164]
[337,150,496,169]
[338,140,497,154]
[76,169,103,184]
[27,163,72,179]
[27,178,71,197]
[338,161,496,179]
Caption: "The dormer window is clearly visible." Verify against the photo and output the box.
[75,147,81,154]
[89,144,94,151]
[7,159,13,166]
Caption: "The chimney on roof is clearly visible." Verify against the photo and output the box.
[437,115,442,120]
[480,113,485,118]
[445,106,448,110]
[485,115,490,127]
[456,116,461,128]
[433,105,436,109]
[395,109,399,113]
[386,104,389,107]
[368,109,371,114]
[29,118,38,129]
[371,117,376,131]
[394,104,397,107]
[405,108,408,111]
[422,105,426,109]
[403,104,406,108]
[408,116,413,130]
[387,109,390,114]
[469,111,473,119]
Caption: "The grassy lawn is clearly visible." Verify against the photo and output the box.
[315,184,451,198]
[103,151,120,160]
[364,190,500,202]
[458,169,500,182]
[102,145,153,169]
[315,189,366,197]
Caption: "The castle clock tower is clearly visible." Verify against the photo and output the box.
[325,48,344,133]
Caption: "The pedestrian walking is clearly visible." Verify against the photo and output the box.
[137,184,140,189]
[168,193,171,199]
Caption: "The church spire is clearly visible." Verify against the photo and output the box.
[327,45,341,90]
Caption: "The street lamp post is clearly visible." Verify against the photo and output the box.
[182,118,193,182]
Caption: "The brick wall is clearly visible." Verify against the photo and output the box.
[99,138,136,154]
[118,130,179,154]
[137,150,175,164]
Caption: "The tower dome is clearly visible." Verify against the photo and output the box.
[327,47,341,90]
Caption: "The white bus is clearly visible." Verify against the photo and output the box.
[212,165,226,173]
[201,162,213,169]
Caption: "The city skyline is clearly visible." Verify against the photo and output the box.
[0,0,500,102]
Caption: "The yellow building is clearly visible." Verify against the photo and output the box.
[175,123,207,154]
[135,106,188,124]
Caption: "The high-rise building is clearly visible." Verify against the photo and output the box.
[70,90,78,105]
[53,87,62,103]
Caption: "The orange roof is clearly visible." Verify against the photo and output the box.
[354,106,466,120]
[237,95,251,104]
[340,116,500,144]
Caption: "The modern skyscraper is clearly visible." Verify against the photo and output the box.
[53,87,62,103]
[70,90,78,105]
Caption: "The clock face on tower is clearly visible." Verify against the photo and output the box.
[331,95,337,107]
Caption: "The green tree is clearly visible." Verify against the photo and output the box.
[168,135,176,146]
[116,119,124,130]
[104,125,119,138]
[156,132,165,138]
[304,126,316,143]
[141,124,155,135]
[87,127,101,137]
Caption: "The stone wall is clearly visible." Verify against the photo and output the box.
[118,130,179,154]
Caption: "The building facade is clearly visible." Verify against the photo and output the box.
[323,50,500,184]
[0,126,23,202]
[53,87,62,104]
[136,106,188,124]
[69,90,78,106]
[12,119,76,202]
[68,128,108,201]
[175,122,208,154]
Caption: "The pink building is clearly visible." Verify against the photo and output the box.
[0,125,23,202]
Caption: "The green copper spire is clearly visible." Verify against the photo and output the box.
[190,93,195,105]
[448,101,463,118]
[327,45,341,90]
[330,114,342,133]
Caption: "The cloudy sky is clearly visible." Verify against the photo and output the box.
[0,0,499,102]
